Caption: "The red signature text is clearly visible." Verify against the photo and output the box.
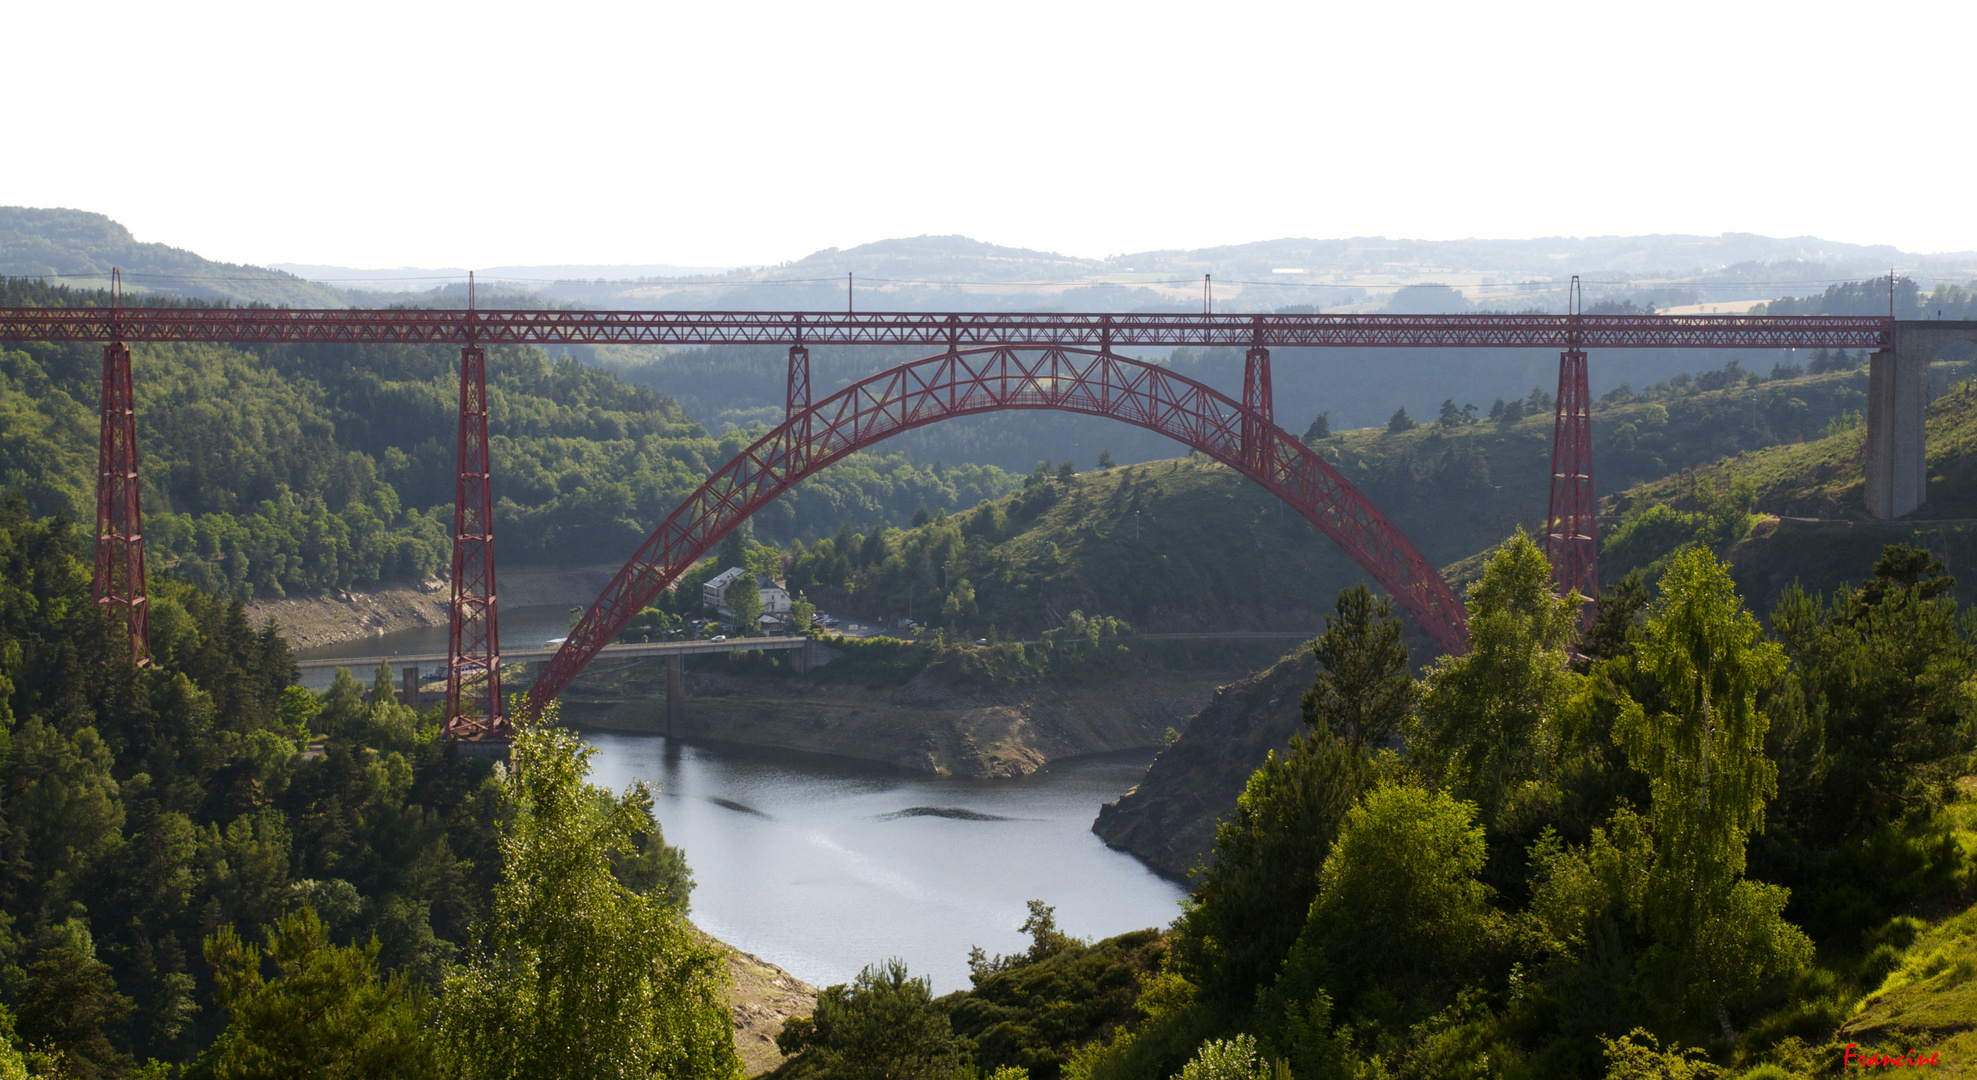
[1844,1044,1939,1068]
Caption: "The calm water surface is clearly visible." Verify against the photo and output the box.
[585,733,1185,994]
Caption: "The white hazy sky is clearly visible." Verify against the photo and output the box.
[6,0,1972,269]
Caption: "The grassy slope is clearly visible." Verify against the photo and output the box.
[1609,376,1977,613]
[703,926,819,1077]
[1837,901,1977,1076]
[1618,371,1977,521]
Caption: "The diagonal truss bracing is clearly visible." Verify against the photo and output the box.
[0,308,1896,351]
[524,347,1466,715]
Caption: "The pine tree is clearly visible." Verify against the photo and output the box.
[1302,585,1414,754]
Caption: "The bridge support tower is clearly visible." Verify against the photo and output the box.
[94,271,150,666]
[1863,323,1977,519]
[1545,348,1599,602]
[445,339,507,741]
[1242,334,1272,474]
[95,337,151,665]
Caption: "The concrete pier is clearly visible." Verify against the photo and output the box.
[1866,323,1977,519]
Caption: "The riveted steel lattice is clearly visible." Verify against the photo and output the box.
[94,342,150,666]
[524,347,1467,716]
[0,307,1896,351]
[445,346,506,740]
[1545,350,1599,603]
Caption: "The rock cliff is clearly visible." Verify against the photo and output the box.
[1091,647,1314,881]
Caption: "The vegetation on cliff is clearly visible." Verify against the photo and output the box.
[778,536,1977,1079]
[0,494,717,1078]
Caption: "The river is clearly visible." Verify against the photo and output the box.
[584,733,1186,995]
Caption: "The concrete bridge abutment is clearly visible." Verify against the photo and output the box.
[1865,322,1977,520]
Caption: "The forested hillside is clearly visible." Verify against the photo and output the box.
[723,356,1888,639]
[0,277,1016,601]
[766,537,1977,1079]
[590,339,1867,475]
[0,493,734,1077]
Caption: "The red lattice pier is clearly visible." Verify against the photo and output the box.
[4,297,1895,738]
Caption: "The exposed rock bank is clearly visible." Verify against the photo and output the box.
[563,650,1280,777]
[706,930,817,1076]
[1091,647,1314,880]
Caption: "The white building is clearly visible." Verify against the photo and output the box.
[702,567,794,617]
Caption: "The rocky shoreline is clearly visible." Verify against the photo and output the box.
[561,656,1269,777]
[1092,646,1313,881]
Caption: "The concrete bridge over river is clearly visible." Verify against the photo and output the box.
[298,635,835,740]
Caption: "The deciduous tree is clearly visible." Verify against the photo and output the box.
[726,571,763,636]
[1611,548,1811,1039]
[775,958,958,1080]
[1409,531,1580,821]
[440,706,738,1080]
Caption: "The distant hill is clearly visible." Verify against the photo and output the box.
[447,231,1977,315]
[0,206,350,305]
[267,261,733,293]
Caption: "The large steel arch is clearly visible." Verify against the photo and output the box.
[524,346,1467,715]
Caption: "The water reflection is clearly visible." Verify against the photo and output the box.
[585,733,1185,994]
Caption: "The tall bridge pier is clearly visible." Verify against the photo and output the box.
[1867,322,1977,520]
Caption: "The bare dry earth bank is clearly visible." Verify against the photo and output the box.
[705,928,818,1076]
[561,644,1288,777]
[244,563,623,649]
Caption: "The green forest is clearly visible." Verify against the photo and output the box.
[760,536,1977,1080]
[0,278,1018,602]
[0,492,735,1078]
[18,489,1976,1077]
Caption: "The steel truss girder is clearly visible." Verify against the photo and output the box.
[524,347,1466,715]
[0,308,1895,351]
